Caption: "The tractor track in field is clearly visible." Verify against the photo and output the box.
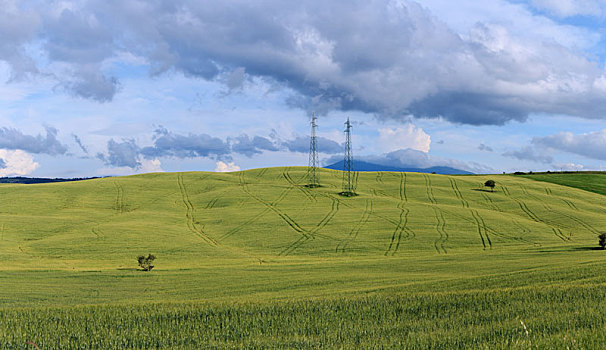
[520,185,551,210]
[399,173,407,202]
[177,174,218,246]
[222,172,294,240]
[551,227,570,241]
[440,207,534,245]
[376,172,384,184]
[384,203,415,256]
[545,187,553,195]
[204,198,219,209]
[283,169,316,202]
[561,199,579,211]
[481,193,501,212]
[91,224,102,238]
[471,209,491,250]
[256,168,268,178]
[280,196,340,256]
[450,178,469,208]
[113,181,125,214]
[556,211,600,236]
[424,175,437,204]
[336,199,373,253]
[239,173,310,240]
[433,207,448,254]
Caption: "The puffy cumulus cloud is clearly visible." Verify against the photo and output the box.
[215,161,240,172]
[140,127,230,159]
[0,149,39,176]
[378,125,430,153]
[230,134,278,157]
[282,136,341,154]
[502,146,553,164]
[530,0,604,18]
[0,127,67,155]
[139,158,163,173]
[2,1,606,124]
[532,129,606,161]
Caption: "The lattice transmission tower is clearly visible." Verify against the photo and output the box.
[340,118,357,196]
[306,114,320,188]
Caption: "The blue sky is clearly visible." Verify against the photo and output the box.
[0,0,606,177]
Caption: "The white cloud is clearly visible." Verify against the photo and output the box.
[378,125,431,153]
[215,161,240,172]
[530,0,604,18]
[0,149,39,176]
[553,162,584,171]
[139,158,163,173]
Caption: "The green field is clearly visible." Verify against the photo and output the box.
[1,168,605,348]
[523,172,606,196]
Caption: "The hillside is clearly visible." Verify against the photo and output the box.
[1,167,606,347]
[522,172,606,196]
[1,167,604,269]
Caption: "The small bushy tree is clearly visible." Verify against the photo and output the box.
[599,233,606,250]
[484,180,496,192]
[137,254,156,271]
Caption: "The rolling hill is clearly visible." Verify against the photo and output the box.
[1,168,605,347]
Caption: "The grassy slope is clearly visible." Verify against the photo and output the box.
[2,168,606,347]
[522,172,606,196]
[0,167,604,306]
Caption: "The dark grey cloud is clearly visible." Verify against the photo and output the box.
[0,127,67,155]
[282,136,341,154]
[502,146,553,164]
[478,143,493,152]
[140,127,230,159]
[2,1,606,123]
[231,135,278,157]
[72,134,88,154]
[98,139,140,168]
[532,130,606,161]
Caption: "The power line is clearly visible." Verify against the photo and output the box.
[307,114,320,188]
[340,118,356,196]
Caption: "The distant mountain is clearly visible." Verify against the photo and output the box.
[324,160,473,175]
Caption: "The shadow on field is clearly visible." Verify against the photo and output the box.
[116,268,140,271]
[471,189,498,193]
[570,247,604,251]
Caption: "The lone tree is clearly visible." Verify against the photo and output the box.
[599,233,606,250]
[137,254,156,271]
[484,180,496,192]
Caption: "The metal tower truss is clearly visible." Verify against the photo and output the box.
[340,118,357,197]
[306,114,320,188]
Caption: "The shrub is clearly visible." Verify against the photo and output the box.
[137,254,156,271]
[599,233,606,250]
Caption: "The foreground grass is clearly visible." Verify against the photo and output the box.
[3,280,605,348]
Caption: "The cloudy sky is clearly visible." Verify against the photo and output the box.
[1,0,606,177]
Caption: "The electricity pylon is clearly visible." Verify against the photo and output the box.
[307,114,320,188]
[340,118,356,196]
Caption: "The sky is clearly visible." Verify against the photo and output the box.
[1,0,606,177]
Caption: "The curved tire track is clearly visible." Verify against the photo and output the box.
[177,174,218,246]
[337,199,373,253]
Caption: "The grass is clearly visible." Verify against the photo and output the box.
[0,167,605,347]
[522,172,606,196]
